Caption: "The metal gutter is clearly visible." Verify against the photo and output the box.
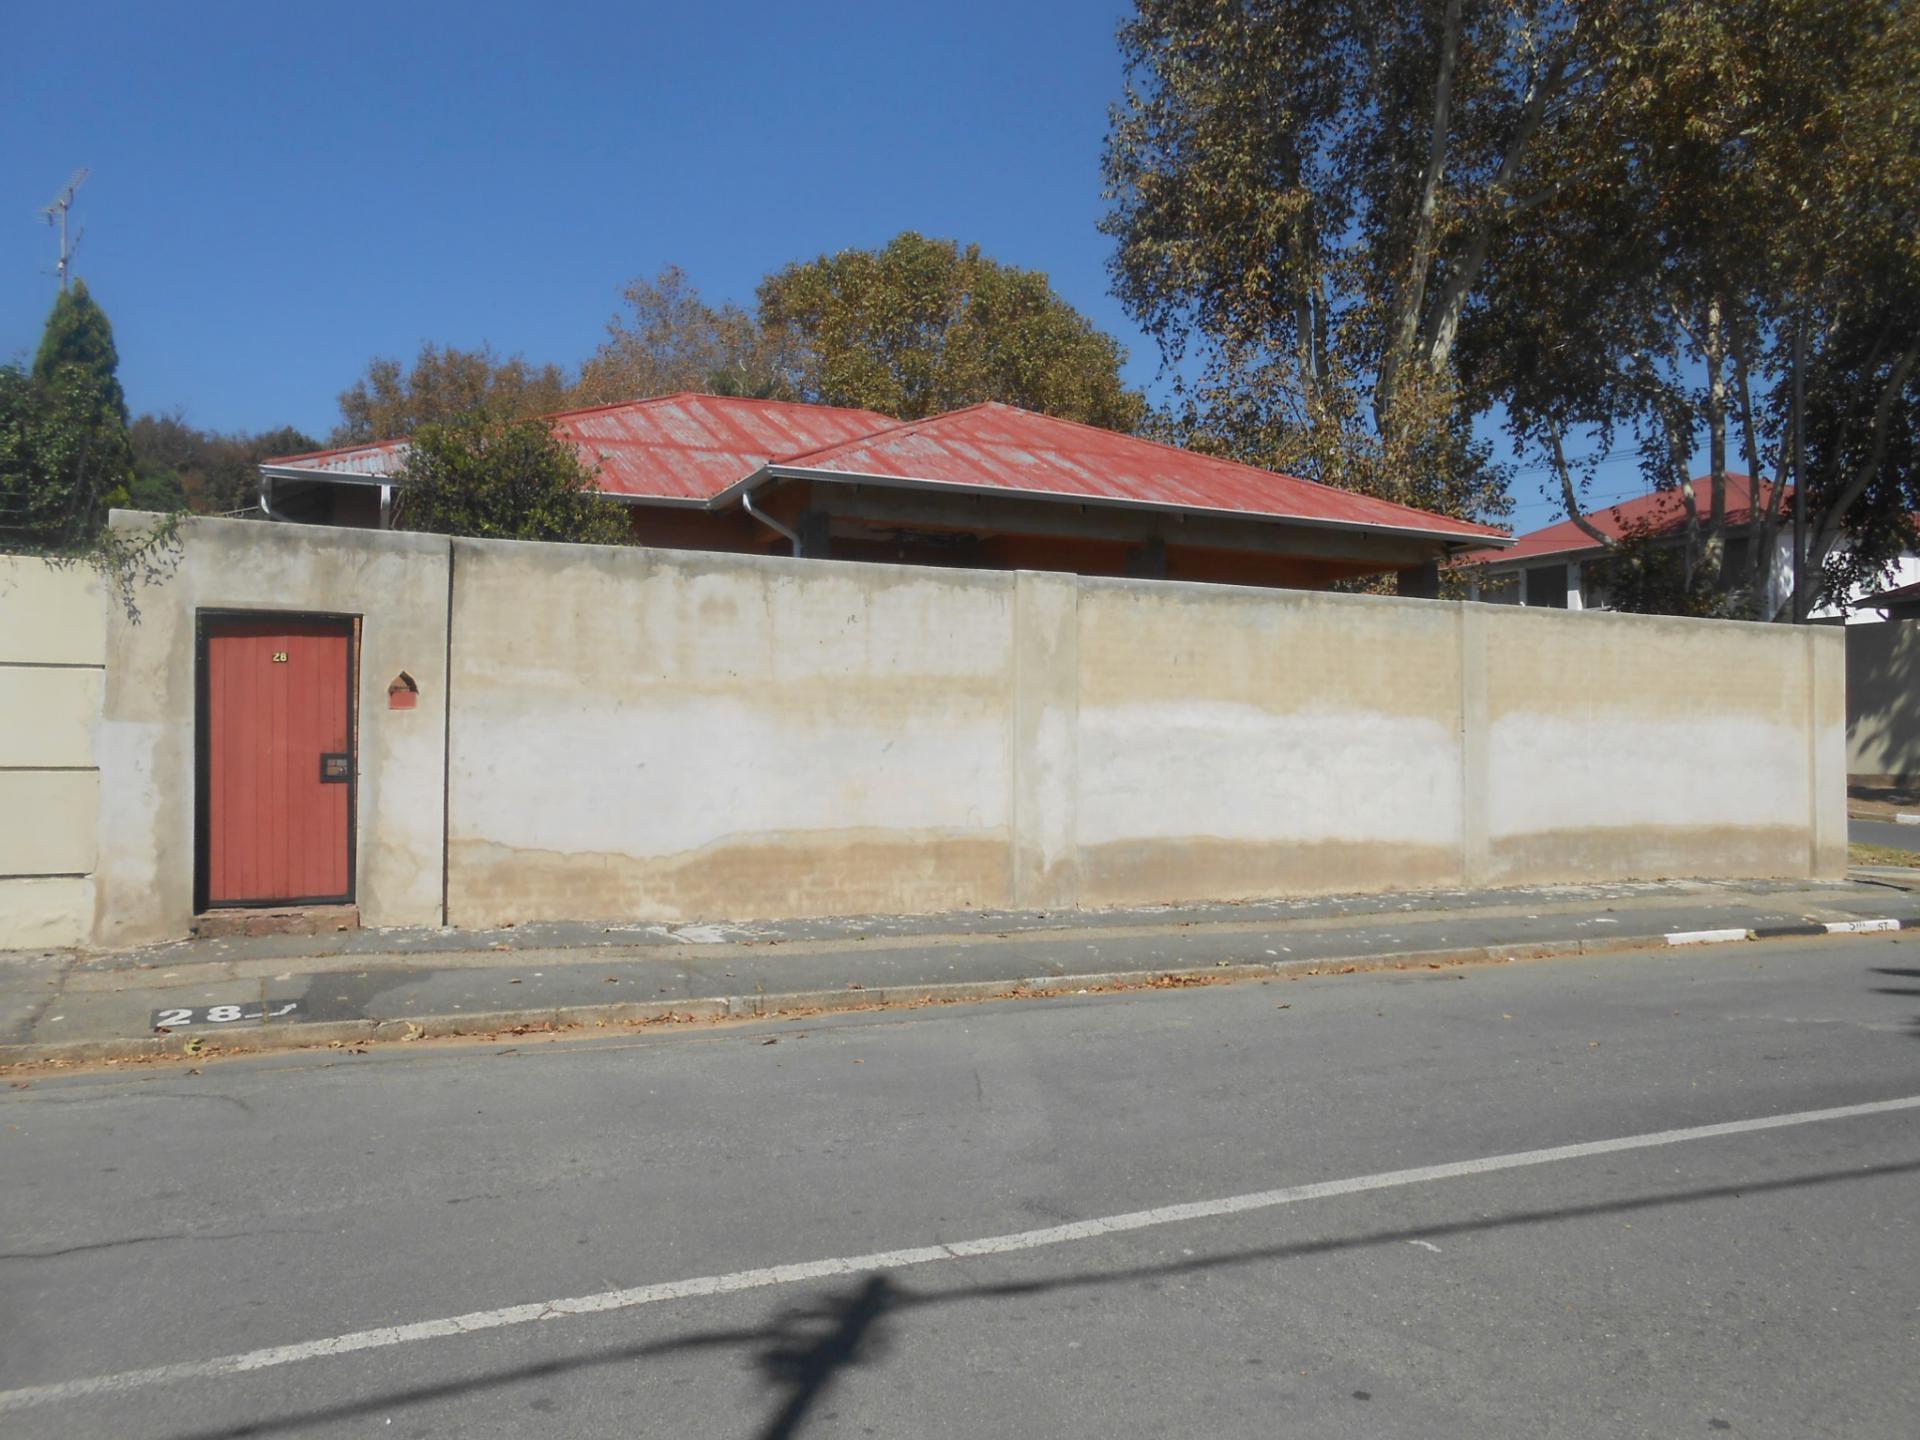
[738,469,801,555]
[257,470,287,522]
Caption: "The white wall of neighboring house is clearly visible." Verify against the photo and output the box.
[1475,533,1920,623]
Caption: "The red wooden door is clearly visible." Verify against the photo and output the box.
[203,617,354,906]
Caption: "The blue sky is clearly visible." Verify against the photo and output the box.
[1,0,1633,533]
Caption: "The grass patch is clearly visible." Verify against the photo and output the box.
[1850,841,1920,868]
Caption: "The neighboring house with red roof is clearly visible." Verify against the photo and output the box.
[1459,474,1920,623]
[258,392,1510,593]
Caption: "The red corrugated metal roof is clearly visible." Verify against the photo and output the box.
[1467,474,1779,565]
[264,437,410,478]
[764,402,1509,542]
[559,393,895,501]
[265,393,895,502]
[268,393,1507,543]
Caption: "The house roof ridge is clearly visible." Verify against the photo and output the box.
[767,406,972,466]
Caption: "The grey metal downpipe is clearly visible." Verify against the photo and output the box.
[741,484,802,556]
[258,470,286,522]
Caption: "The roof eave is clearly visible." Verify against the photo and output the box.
[719,463,1512,551]
[259,462,718,508]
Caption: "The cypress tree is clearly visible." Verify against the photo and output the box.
[33,280,130,424]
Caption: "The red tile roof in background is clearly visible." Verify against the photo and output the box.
[266,393,894,503]
[769,402,1509,541]
[1471,474,1780,565]
[268,392,1508,543]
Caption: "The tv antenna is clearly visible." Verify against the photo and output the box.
[41,168,89,291]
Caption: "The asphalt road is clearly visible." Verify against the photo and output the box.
[4,934,1919,1439]
[1850,816,1920,851]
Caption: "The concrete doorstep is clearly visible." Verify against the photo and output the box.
[3,876,1917,1071]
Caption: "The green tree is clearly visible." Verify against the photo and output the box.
[131,414,320,515]
[4,283,138,547]
[33,280,129,424]
[1480,0,1920,618]
[757,232,1146,428]
[2,366,122,545]
[333,343,573,445]
[1101,1,1593,523]
[576,266,793,405]
[392,410,629,545]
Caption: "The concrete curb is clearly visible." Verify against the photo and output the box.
[2,920,1912,1071]
[1667,917,1908,946]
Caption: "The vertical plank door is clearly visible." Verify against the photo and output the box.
[204,617,353,906]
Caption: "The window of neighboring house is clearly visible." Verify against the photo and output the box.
[1524,563,1568,608]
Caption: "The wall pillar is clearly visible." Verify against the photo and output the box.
[1396,560,1441,599]
[1009,570,1080,908]
[797,510,832,559]
[1459,603,1491,886]
[1807,626,1849,878]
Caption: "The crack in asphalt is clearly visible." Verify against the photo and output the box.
[0,1225,325,1263]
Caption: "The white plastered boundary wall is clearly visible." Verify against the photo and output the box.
[91,516,451,948]
[0,557,106,947]
[13,515,1845,948]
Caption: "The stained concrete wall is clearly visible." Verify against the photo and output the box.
[445,538,1019,927]
[93,516,451,947]
[1480,608,1845,883]
[0,558,106,947]
[441,537,1845,926]
[42,515,1845,947]
[1846,619,1920,785]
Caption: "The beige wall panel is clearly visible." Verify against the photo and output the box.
[1482,606,1818,884]
[0,876,94,951]
[0,770,97,875]
[0,666,102,768]
[445,540,1017,927]
[1073,582,1466,905]
[95,515,451,945]
[0,556,106,666]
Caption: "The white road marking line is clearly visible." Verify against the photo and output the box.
[1665,928,1751,946]
[4,1093,1916,1414]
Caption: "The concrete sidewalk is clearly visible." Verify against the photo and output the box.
[5,872,1919,1067]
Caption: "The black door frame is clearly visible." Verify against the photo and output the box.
[194,609,360,912]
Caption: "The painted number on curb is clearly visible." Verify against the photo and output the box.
[151,1001,301,1031]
